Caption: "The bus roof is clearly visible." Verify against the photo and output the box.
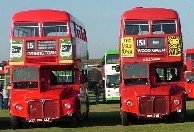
[185,48,194,54]
[105,49,119,55]
[12,9,71,22]
[122,7,178,20]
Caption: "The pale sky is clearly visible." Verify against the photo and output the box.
[0,0,194,60]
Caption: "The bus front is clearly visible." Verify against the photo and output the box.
[9,9,89,129]
[102,50,120,102]
[119,7,186,126]
[184,48,194,71]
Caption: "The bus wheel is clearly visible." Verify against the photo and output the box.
[103,95,106,104]
[10,115,21,129]
[84,98,90,120]
[121,110,129,126]
[177,108,186,123]
[70,107,80,128]
[70,116,79,128]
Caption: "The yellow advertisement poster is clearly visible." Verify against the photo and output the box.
[121,37,134,57]
[168,36,182,56]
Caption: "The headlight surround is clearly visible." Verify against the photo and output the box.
[15,104,22,110]
[126,100,133,106]
[173,99,180,105]
[64,103,71,109]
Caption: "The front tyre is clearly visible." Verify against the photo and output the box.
[177,108,186,123]
[177,98,186,123]
[10,115,21,129]
[121,110,129,126]
[70,103,81,128]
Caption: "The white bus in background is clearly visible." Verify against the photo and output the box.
[102,49,120,103]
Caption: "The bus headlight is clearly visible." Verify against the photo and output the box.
[15,104,22,110]
[126,100,133,106]
[64,103,71,109]
[173,99,180,105]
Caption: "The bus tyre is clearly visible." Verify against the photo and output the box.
[70,116,79,128]
[103,98,106,104]
[177,108,186,123]
[10,115,21,129]
[69,111,79,128]
[121,110,129,126]
[103,94,106,103]
[70,104,80,128]
[85,97,90,120]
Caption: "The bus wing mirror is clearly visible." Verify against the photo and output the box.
[116,65,120,72]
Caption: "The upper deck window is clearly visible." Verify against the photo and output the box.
[43,22,68,36]
[152,20,176,34]
[186,53,194,60]
[14,23,39,37]
[125,21,149,35]
[106,54,119,64]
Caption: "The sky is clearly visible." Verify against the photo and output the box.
[0,0,194,60]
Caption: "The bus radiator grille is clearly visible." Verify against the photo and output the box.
[139,96,167,115]
[28,99,58,119]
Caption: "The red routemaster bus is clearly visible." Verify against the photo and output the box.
[184,48,194,99]
[117,7,186,126]
[184,71,194,99]
[9,9,89,129]
[184,48,194,71]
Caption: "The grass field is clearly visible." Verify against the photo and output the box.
[1,93,194,132]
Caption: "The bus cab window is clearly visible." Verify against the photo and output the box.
[156,72,161,82]
[51,72,57,85]
[170,69,178,81]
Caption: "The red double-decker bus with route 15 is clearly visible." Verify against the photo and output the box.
[9,9,89,129]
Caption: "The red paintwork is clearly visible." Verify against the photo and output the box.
[12,9,70,22]
[0,61,9,74]
[184,49,194,98]
[119,7,185,119]
[122,7,178,20]
[184,48,194,71]
[184,71,194,98]
[10,9,89,125]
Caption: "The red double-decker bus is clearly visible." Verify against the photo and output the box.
[9,9,89,129]
[184,48,194,99]
[118,7,186,126]
[184,48,194,71]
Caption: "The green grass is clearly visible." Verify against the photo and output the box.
[1,94,194,132]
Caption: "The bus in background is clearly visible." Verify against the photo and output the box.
[101,49,120,103]
[0,63,4,85]
[9,9,89,129]
[0,61,10,87]
[184,71,194,99]
[184,48,194,71]
[118,7,186,126]
[184,48,194,99]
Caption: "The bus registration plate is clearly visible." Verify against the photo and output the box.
[36,118,52,122]
[146,113,160,118]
